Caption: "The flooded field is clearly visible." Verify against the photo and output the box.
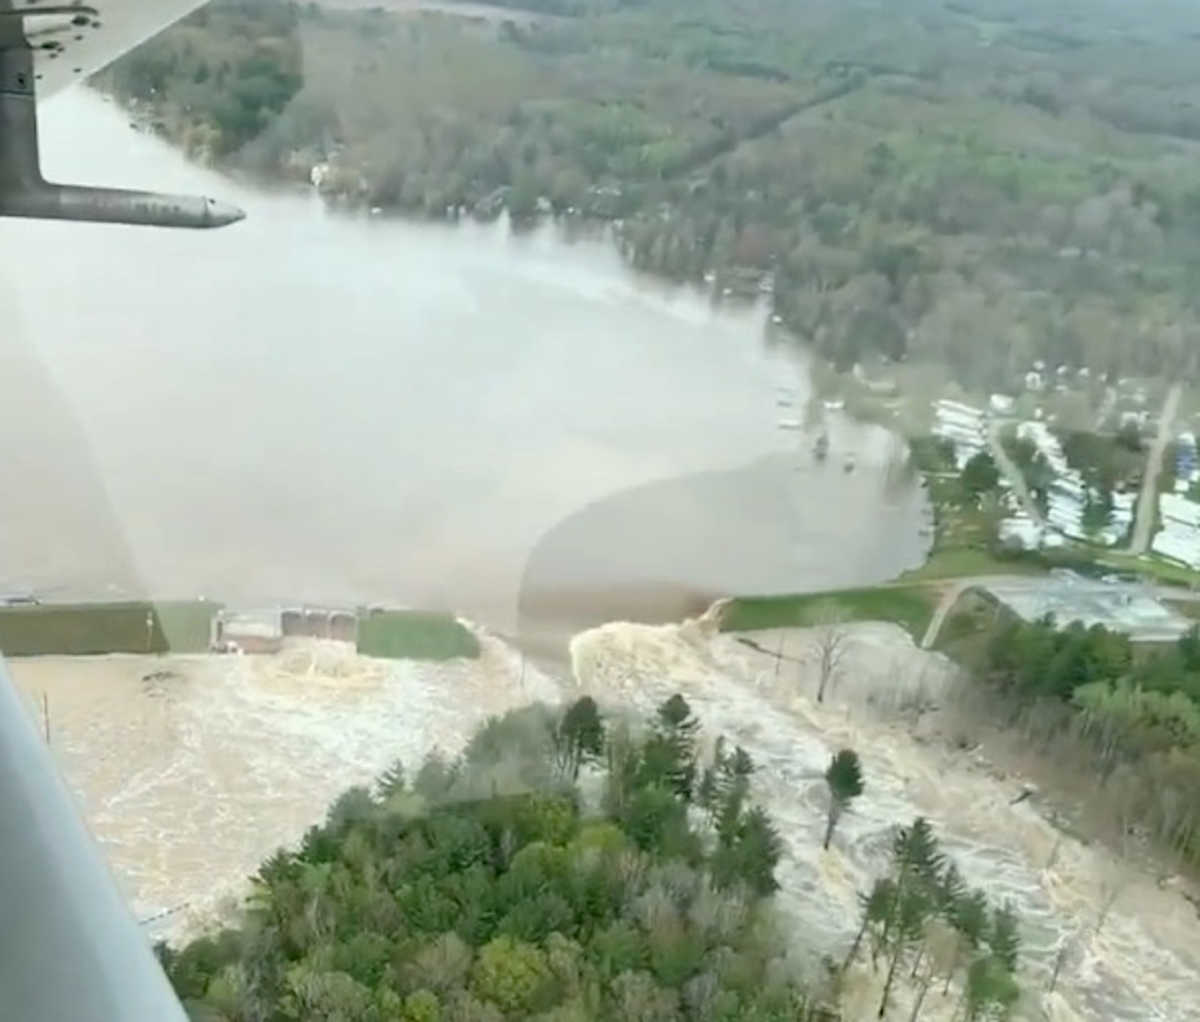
[571,618,1200,1022]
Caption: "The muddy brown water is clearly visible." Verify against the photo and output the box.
[1,88,927,647]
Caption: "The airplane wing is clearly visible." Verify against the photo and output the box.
[0,658,189,1022]
[26,0,206,97]
[0,0,242,227]
[2,4,241,1020]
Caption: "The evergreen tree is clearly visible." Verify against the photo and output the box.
[987,902,1021,974]
[822,749,865,850]
[376,758,407,800]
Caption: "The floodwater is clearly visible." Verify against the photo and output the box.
[571,619,1200,1022]
[0,88,927,647]
[8,638,561,940]
[10,615,1196,1021]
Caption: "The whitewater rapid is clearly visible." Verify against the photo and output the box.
[570,617,1200,1022]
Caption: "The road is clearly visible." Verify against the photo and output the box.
[918,575,1028,649]
[1128,382,1182,555]
[987,420,1045,528]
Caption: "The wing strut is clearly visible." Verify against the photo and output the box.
[0,4,243,228]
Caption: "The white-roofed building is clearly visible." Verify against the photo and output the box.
[1014,420,1131,547]
[1152,492,1200,569]
[932,398,986,469]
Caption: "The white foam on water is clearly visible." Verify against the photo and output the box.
[570,618,1200,1021]
[10,633,562,941]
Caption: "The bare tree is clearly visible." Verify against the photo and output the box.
[1047,934,1079,995]
[1096,866,1129,935]
[1095,828,1132,936]
[811,602,849,704]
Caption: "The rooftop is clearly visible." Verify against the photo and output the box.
[982,573,1192,643]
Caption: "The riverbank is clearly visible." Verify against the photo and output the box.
[91,0,1200,399]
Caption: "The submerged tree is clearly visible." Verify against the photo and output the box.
[845,817,1022,1018]
[823,748,865,850]
[638,694,700,801]
[812,605,850,704]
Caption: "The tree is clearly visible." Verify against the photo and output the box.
[1116,417,1143,452]
[823,749,865,850]
[470,936,554,1015]
[962,954,1019,1021]
[945,888,989,995]
[875,818,946,1016]
[638,695,699,801]
[987,902,1021,973]
[376,758,407,800]
[811,604,850,703]
[554,696,605,782]
[326,786,375,834]
[163,699,797,1022]
[710,805,783,896]
[961,450,1001,504]
[877,881,931,1018]
[700,739,755,845]
[507,173,541,220]
[414,750,457,803]
[844,877,895,970]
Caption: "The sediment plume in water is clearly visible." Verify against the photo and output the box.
[9,633,561,941]
[569,615,1200,1022]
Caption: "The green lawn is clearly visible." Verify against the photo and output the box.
[719,584,938,640]
[1094,550,1200,590]
[899,546,1045,582]
[930,588,1013,668]
[356,610,481,660]
[0,600,218,656]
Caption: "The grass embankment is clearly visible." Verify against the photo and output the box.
[1094,550,1200,589]
[901,547,1042,582]
[356,610,481,660]
[719,584,937,641]
[929,587,1016,666]
[0,601,217,656]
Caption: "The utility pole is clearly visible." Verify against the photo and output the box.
[41,691,50,746]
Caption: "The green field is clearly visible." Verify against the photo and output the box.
[0,601,218,656]
[356,610,481,660]
[1094,550,1200,589]
[719,584,937,640]
[900,546,1044,582]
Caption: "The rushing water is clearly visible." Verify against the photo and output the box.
[572,619,1200,1022]
[0,88,926,647]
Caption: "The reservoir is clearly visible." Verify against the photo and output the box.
[0,88,928,649]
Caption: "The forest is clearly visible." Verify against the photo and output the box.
[160,694,1023,1021]
[979,615,1200,865]
[94,0,1200,393]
